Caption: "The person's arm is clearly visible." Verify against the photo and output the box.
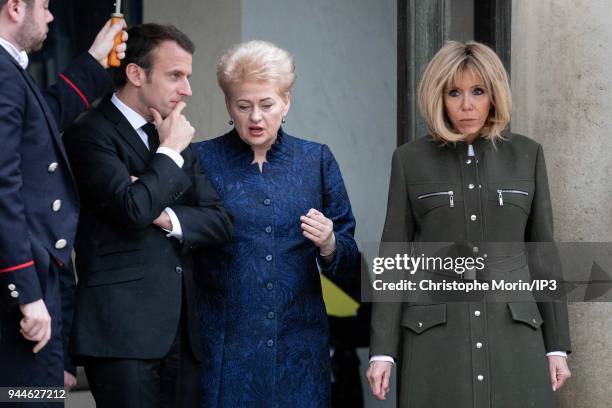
[0,63,51,353]
[368,148,415,400]
[42,20,126,130]
[165,147,233,250]
[63,126,191,230]
[526,144,572,390]
[313,145,359,286]
[527,145,572,352]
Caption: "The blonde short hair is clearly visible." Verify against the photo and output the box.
[217,40,295,97]
[418,41,512,143]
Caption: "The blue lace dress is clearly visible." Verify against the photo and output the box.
[194,129,358,407]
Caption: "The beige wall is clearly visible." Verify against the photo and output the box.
[144,0,242,140]
[512,1,612,406]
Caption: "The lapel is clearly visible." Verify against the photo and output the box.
[98,98,152,165]
[0,46,73,174]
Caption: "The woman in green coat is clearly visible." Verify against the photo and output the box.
[367,41,572,407]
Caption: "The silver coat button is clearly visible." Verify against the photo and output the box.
[8,284,16,291]
[52,200,62,212]
[474,310,481,317]
[417,321,423,328]
[473,246,479,253]
[468,183,475,189]
[466,159,472,164]
[10,290,19,298]
[477,374,484,381]
[47,162,58,172]
[55,239,67,249]
[532,318,538,324]
[476,342,483,349]
[470,214,477,221]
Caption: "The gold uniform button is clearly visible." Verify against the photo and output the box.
[55,239,67,249]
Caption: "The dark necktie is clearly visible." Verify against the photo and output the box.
[141,123,159,152]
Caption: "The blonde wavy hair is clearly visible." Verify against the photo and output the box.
[217,40,295,98]
[418,41,512,143]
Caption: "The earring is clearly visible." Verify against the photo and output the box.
[281,116,287,123]
[229,119,234,126]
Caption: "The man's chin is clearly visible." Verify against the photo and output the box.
[161,108,173,119]
[26,40,45,53]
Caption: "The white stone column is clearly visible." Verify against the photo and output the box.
[512,1,612,406]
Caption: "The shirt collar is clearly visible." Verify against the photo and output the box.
[0,37,29,70]
[111,93,148,131]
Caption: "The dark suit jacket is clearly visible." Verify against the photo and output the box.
[63,97,232,361]
[0,48,112,375]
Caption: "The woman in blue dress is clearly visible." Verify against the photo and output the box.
[194,40,359,407]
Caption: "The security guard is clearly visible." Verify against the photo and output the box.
[0,0,126,394]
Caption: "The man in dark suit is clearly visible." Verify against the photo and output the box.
[63,23,233,407]
[0,0,126,395]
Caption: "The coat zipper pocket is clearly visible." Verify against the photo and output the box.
[417,191,454,208]
[497,189,529,206]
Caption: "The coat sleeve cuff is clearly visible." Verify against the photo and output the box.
[0,263,43,305]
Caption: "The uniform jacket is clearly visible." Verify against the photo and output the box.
[0,49,111,306]
[195,130,359,408]
[63,98,233,360]
[370,133,572,408]
[0,49,112,382]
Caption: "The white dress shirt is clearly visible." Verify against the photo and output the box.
[0,37,29,69]
[110,94,184,240]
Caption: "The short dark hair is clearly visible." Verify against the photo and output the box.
[113,23,195,88]
[0,0,35,10]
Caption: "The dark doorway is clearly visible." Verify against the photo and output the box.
[28,0,142,87]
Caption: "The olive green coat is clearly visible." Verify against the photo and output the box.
[370,133,572,408]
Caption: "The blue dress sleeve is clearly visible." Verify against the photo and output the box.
[317,144,359,290]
